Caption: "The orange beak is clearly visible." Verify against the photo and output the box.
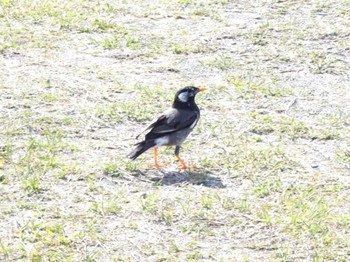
[198,87,208,92]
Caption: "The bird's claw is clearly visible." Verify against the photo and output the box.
[177,164,196,170]
[149,162,166,168]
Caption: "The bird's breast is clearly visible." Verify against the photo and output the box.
[189,113,199,129]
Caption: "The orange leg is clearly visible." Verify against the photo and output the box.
[149,148,165,168]
[176,155,189,169]
[175,146,196,170]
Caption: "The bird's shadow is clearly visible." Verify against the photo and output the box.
[142,168,225,188]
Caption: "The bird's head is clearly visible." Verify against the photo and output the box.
[174,86,207,105]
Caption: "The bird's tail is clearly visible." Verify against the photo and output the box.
[128,140,155,160]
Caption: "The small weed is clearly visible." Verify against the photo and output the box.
[186,251,203,260]
[307,51,339,74]
[235,197,251,213]
[280,186,331,237]
[140,191,160,214]
[103,163,123,177]
[191,9,221,21]
[96,102,122,122]
[248,22,272,46]
[92,19,115,31]
[0,241,11,259]
[336,149,350,169]
[171,43,206,55]
[160,208,175,225]
[249,112,314,140]
[123,160,139,172]
[200,193,216,209]
[126,36,140,50]
[119,85,167,121]
[172,43,190,55]
[220,198,234,210]
[40,92,60,102]
[206,55,236,70]
[279,118,309,139]
[253,178,282,198]
[227,144,289,177]
[227,75,294,98]
[21,173,42,194]
[275,246,290,261]
[101,35,120,49]
[258,205,273,226]
[91,195,122,216]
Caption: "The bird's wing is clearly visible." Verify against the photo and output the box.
[135,114,167,139]
[135,108,175,139]
[140,108,198,140]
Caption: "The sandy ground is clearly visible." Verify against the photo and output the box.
[1,0,350,261]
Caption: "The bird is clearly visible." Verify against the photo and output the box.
[128,86,207,169]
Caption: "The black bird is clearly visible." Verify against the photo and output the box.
[128,86,207,169]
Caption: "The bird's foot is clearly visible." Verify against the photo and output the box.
[149,162,166,168]
[177,158,196,170]
[177,164,196,170]
[177,159,196,170]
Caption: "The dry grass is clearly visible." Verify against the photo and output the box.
[1,0,350,261]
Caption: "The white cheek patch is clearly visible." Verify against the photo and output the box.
[178,92,188,102]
